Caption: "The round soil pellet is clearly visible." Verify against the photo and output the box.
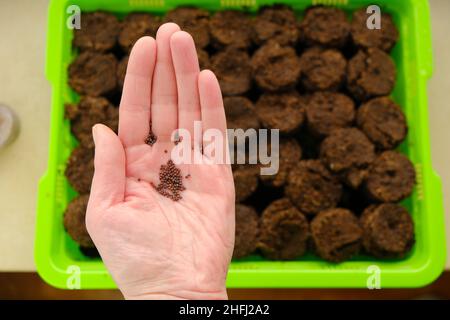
[65,146,94,194]
[211,48,252,96]
[117,55,129,89]
[118,13,160,53]
[68,51,117,96]
[361,204,414,258]
[233,204,259,259]
[365,151,415,202]
[286,160,342,215]
[73,12,120,52]
[252,4,299,46]
[347,48,396,101]
[258,198,309,260]
[305,92,355,138]
[300,6,350,48]
[210,10,252,49]
[65,96,118,148]
[351,8,399,52]
[255,92,305,134]
[197,48,210,70]
[164,7,210,48]
[64,194,94,248]
[233,165,259,202]
[251,41,301,92]
[311,208,363,262]
[299,47,347,92]
[224,96,259,131]
[357,96,407,150]
[320,128,375,189]
[260,139,302,188]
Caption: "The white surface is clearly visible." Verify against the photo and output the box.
[0,0,449,271]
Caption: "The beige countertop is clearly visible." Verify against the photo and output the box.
[0,0,449,272]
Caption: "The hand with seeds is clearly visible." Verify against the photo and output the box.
[86,23,235,300]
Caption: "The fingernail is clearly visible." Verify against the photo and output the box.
[92,124,100,146]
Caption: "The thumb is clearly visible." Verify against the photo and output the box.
[88,124,126,212]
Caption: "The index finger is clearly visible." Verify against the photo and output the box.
[119,36,156,147]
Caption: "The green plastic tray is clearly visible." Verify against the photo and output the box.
[36,0,446,289]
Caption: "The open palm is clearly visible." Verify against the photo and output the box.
[86,24,235,300]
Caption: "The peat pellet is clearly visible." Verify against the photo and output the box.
[300,6,350,48]
[233,165,259,203]
[299,47,347,92]
[361,204,414,258]
[210,10,252,49]
[233,204,259,259]
[255,92,305,134]
[73,12,120,52]
[351,8,399,52]
[347,48,396,101]
[252,4,299,46]
[65,146,94,194]
[211,48,252,96]
[258,198,309,260]
[357,96,407,150]
[64,194,94,248]
[260,138,302,188]
[364,151,415,202]
[68,51,118,96]
[286,160,342,215]
[320,128,375,188]
[311,208,363,263]
[224,96,260,131]
[305,92,355,138]
[65,96,118,148]
[164,7,210,48]
[117,55,129,89]
[118,13,160,53]
[197,48,210,70]
[251,41,301,92]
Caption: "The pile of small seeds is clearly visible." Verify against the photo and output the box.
[152,159,186,201]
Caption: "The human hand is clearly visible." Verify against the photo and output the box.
[86,23,235,300]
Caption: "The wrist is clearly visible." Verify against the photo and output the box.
[123,289,228,300]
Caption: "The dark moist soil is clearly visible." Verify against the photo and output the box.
[224,96,260,131]
[311,208,363,263]
[73,12,120,52]
[300,6,350,48]
[209,10,253,50]
[319,128,375,189]
[361,203,414,258]
[65,146,94,195]
[258,198,309,260]
[255,92,305,134]
[260,138,302,188]
[356,96,407,150]
[351,8,399,52]
[233,204,259,259]
[152,160,186,201]
[251,41,301,92]
[233,165,259,203]
[299,47,347,92]
[65,96,118,149]
[68,51,118,97]
[252,4,299,46]
[64,194,94,248]
[286,160,343,216]
[210,47,252,96]
[305,91,355,138]
[164,7,210,48]
[347,48,396,101]
[118,13,161,53]
[364,151,416,202]
[117,55,129,89]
